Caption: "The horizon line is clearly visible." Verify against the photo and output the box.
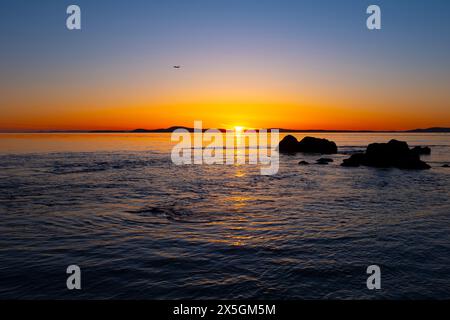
[0,126,449,134]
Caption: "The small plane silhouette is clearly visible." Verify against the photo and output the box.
[173,65,181,69]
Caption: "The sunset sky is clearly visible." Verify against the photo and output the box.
[1,0,449,131]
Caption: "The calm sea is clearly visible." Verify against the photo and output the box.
[0,133,449,299]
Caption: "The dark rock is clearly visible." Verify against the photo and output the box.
[316,158,333,165]
[341,139,430,170]
[395,158,431,170]
[298,161,309,165]
[411,146,431,155]
[443,164,450,168]
[278,135,337,154]
[298,137,338,154]
[278,135,300,153]
[341,153,365,167]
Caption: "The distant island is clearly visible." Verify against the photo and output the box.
[89,126,450,133]
[406,127,450,133]
[1,127,449,134]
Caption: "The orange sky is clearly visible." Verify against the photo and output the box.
[1,71,449,131]
[2,47,449,131]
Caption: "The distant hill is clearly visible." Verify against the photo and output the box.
[6,126,447,134]
[406,127,450,133]
[124,127,450,133]
[131,126,194,133]
[130,127,226,133]
[126,127,363,133]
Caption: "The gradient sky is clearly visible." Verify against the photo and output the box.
[1,0,449,131]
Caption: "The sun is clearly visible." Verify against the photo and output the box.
[234,126,245,133]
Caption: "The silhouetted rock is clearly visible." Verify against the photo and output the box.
[298,137,338,154]
[298,161,309,165]
[341,139,430,170]
[278,135,300,153]
[411,146,431,155]
[316,158,333,164]
[341,153,365,167]
[278,135,337,154]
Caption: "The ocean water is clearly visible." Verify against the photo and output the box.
[0,132,449,299]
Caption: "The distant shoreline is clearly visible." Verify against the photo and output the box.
[0,127,449,134]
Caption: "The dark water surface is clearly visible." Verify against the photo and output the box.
[0,133,449,299]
